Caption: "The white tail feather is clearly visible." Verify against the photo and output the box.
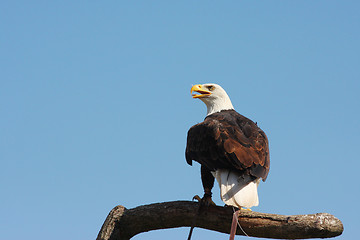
[212,169,260,208]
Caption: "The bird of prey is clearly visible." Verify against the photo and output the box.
[186,83,270,209]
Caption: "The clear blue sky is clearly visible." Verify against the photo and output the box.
[1,1,359,240]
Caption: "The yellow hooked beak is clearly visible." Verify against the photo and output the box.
[191,84,212,98]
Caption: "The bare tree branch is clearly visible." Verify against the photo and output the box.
[96,201,343,240]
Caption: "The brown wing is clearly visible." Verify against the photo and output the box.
[186,110,270,181]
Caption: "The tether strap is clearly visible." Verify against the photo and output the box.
[229,209,239,240]
[186,203,202,240]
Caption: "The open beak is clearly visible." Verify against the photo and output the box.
[191,84,211,98]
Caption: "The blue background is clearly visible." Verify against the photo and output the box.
[1,1,359,239]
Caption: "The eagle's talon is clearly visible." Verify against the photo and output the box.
[201,195,216,206]
[241,207,252,211]
[192,195,202,202]
[192,194,216,206]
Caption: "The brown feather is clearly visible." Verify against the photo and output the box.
[186,109,270,181]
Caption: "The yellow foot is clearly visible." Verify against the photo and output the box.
[192,194,216,206]
[241,207,252,211]
[204,197,216,206]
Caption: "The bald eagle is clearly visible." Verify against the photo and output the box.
[186,83,270,209]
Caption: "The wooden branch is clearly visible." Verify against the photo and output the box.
[96,201,343,240]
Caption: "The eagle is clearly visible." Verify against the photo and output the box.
[186,83,270,209]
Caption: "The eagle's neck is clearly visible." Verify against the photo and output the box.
[204,96,234,116]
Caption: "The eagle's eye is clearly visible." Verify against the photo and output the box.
[207,85,215,91]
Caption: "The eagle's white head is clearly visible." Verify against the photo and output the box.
[191,83,234,116]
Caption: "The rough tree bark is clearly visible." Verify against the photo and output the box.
[96,201,343,240]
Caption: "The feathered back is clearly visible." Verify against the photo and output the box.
[186,109,270,181]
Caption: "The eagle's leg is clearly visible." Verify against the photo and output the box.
[193,165,216,206]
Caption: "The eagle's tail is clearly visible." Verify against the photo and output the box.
[212,169,260,209]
